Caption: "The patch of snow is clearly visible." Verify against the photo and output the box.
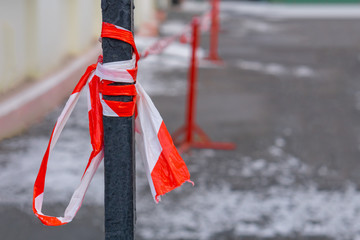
[243,19,280,33]
[252,159,266,171]
[264,63,288,76]
[220,2,360,19]
[241,166,253,178]
[0,125,355,240]
[0,93,103,205]
[275,137,286,148]
[182,1,210,13]
[269,146,283,157]
[137,55,187,96]
[237,60,263,72]
[294,66,315,78]
[236,59,316,78]
[160,20,188,36]
[287,156,301,168]
[201,149,216,158]
[164,41,205,59]
[135,36,158,51]
[137,182,360,240]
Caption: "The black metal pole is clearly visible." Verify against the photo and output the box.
[101,0,135,239]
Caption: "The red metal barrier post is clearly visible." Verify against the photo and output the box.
[173,17,235,153]
[206,0,222,63]
[186,17,200,145]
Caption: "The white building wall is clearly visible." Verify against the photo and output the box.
[0,0,102,94]
[134,0,156,30]
[0,0,166,94]
[36,0,69,76]
[0,0,27,93]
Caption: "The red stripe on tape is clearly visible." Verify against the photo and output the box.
[151,122,191,201]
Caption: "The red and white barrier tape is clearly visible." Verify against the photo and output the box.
[140,10,211,58]
[33,22,192,226]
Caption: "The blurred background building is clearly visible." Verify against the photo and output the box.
[0,0,101,94]
[0,0,171,96]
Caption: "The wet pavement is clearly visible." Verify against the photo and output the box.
[2,2,360,240]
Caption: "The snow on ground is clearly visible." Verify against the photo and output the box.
[219,2,360,19]
[0,92,101,205]
[181,1,210,13]
[159,20,190,36]
[182,1,360,19]
[136,141,360,240]
[236,59,315,78]
[138,181,360,240]
[242,19,281,33]
[1,99,360,240]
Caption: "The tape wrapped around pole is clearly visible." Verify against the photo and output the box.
[32,22,192,227]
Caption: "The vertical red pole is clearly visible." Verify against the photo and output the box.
[206,0,221,62]
[185,18,200,144]
[173,16,235,153]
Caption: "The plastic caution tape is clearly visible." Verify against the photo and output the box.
[141,34,183,58]
[200,10,211,33]
[33,22,192,226]
[141,10,211,57]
